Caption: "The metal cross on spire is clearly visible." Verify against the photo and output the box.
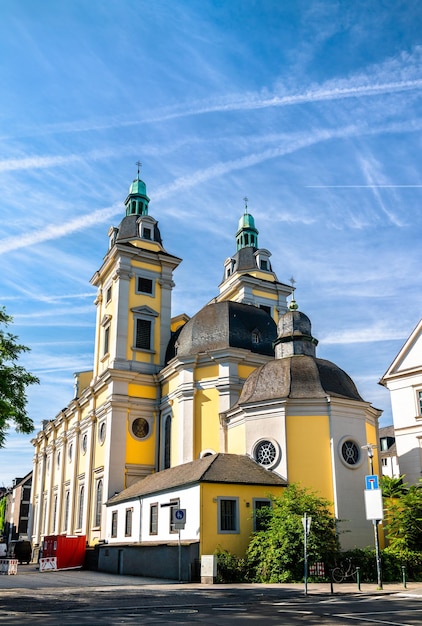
[289,276,299,310]
[135,161,142,179]
[243,196,249,213]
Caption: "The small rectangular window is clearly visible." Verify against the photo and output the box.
[135,319,151,350]
[260,305,271,316]
[418,390,422,415]
[149,503,158,535]
[218,497,239,533]
[253,498,271,531]
[125,508,133,537]
[111,510,118,538]
[137,277,153,294]
[106,286,112,303]
[260,259,268,270]
[143,227,151,240]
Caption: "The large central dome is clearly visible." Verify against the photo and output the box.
[175,301,277,357]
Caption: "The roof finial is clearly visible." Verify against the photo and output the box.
[289,276,298,310]
[243,196,249,214]
[135,160,142,180]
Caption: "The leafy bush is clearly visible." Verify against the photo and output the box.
[214,548,248,583]
[383,547,422,582]
[246,484,339,583]
[335,547,422,582]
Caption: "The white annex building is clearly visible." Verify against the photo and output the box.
[380,319,422,485]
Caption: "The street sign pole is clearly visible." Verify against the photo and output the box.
[364,474,384,590]
[178,528,181,582]
[302,513,312,596]
[373,520,382,589]
[172,509,186,583]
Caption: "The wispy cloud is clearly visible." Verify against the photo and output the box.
[320,324,409,345]
[307,185,422,188]
[3,47,421,140]
[0,153,85,172]
[149,78,422,123]
[2,116,420,255]
[0,204,120,255]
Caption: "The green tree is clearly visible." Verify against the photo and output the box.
[0,307,39,447]
[384,482,422,553]
[380,475,408,497]
[246,484,339,582]
[0,495,6,538]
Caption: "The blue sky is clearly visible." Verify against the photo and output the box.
[1,0,422,487]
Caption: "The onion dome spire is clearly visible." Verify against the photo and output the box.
[274,278,318,358]
[289,276,299,311]
[125,161,150,217]
[236,197,259,251]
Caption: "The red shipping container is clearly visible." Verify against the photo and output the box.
[42,535,86,570]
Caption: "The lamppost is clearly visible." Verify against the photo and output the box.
[361,443,376,475]
[361,443,383,589]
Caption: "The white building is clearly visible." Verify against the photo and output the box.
[379,426,400,479]
[380,319,422,485]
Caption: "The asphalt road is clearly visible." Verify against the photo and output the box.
[1,566,421,625]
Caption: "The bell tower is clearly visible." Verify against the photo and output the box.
[91,169,181,379]
[213,199,293,324]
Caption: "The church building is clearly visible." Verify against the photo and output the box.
[30,172,381,568]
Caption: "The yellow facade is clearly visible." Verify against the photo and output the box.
[200,483,285,557]
[286,414,334,504]
[194,387,220,456]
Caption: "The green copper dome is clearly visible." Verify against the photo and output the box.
[237,211,256,231]
[236,208,259,251]
[129,178,147,196]
[125,175,150,217]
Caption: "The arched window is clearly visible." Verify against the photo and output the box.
[42,497,47,534]
[95,479,103,527]
[164,416,171,469]
[64,491,70,532]
[53,494,58,533]
[78,485,85,529]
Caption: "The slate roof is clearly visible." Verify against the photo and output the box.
[176,301,277,357]
[115,214,163,245]
[107,453,287,506]
[379,425,397,457]
[238,355,364,404]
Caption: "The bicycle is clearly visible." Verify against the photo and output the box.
[331,559,357,583]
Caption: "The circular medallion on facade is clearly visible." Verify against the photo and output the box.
[253,439,279,469]
[131,417,149,439]
[341,440,360,466]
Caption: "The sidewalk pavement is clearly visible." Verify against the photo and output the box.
[1,564,421,597]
